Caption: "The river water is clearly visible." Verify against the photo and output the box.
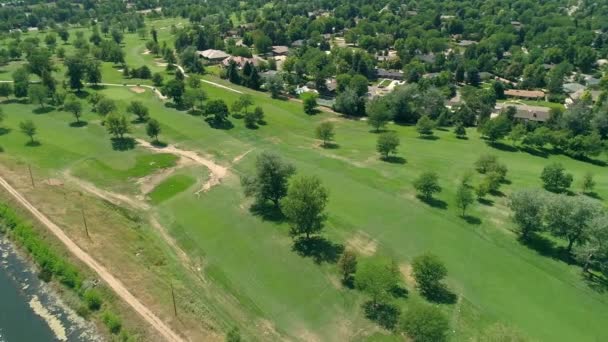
[0,237,101,342]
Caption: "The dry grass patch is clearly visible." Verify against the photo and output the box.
[346,231,378,256]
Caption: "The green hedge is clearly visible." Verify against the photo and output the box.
[0,203,83,290]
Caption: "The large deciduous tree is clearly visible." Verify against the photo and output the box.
[281,175,329,239]
[241,152,296,207]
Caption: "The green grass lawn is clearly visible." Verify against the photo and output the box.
[149,174,197,204]
[0,18,607,341]
[499,99,565,110]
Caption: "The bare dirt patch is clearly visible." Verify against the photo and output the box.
[231,148,254,164]
[137,156,195,195]
[399,263,416,287]
[142,49,151,55]
[136,139,228,195]
[44,178,64,187]
[346,231,377,256]
[130,86,146,94]
[63,172,149,211]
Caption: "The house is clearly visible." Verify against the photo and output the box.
[495,103,551,122]
[563,83,586,94]
[222,56,265,68]
[259,70,279,80]
[376,68,404,80]
[504,89,545,100]
[457,40,477,47]
[416,53,436,64]
[326,78,338,93]
[271,45,289,56]
[291,40,305,47]
[198,49,231,62]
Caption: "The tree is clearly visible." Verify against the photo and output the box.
[416,115,434,138]
[12,67,30,98]
[244,107,264,128]
[413,172,441,200]
[541,163,573,193]
[28,84,48,108]
[105,113,130,139]
[581,172,595,194]
[315,122,335,147]
[265,74,284,98]
[508,124,526,145]
[96,98,117,116]
[231,94,254,115]
[412,253,448,299]
[85,59,102,85]
[302,93,318,114]
[241,152,296,207]
[338,250,357,285]
[164,79,185,105]
[205,99,229,124]
[481,115,511,143]
[545,194,602,252]
[355,258,399,306]
[376,132,400,160]
[64,55,86,91]
[146,119,161,142]
[282,175,329,239]
[509,189,546,240]
[401,304,449,342]
[20,120,37,144]
[334,88,365,116]
[57,28,69,43]
[454,123,466,139]
[152,73,163,87]
[455,183,474,217]
[64,97,83,123]
[367,98,392,132]
[0,83,13,99]
[126,101,149,122]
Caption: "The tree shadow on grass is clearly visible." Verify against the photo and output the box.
[390,285,408,299]
[417,135,439,141]
[583,192,603,200]
[417,195,447,210]
[204,118,234,130]
[26,140,41,147]
[582,272,608,293]
[456,136,469,140]
[69,121,88,127]
[0,127,11,135]
[462,215,482,225]
[573,155,607,167]
[381,155,406,164]
[249,202,285,222]
[520,146,549,158]
[362,301,400,331]
[33,106,54,114]
[424,286,458,304]
[292,236,344,264]
[151,140,168,148]
[320,142,339,149]
[74,90,90,99]
[519,234,575,265]
[111,137,136,151]
[488,141,518,152]
[477,198,494,206]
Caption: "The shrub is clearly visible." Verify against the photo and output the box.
[84,289,103,311]
[401,304,449,342]
[102,311,122,334]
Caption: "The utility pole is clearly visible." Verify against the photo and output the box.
[171,281,178,317]
[81,208,90,239]
[27,165,35,188]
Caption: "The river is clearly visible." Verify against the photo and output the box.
[0,237,101,342]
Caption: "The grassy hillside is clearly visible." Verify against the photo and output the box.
[1,18,607,341]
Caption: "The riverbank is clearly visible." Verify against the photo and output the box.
[0,236,102,342]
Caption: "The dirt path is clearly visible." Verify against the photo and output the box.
[63,172,149,211]
[136,139,228,194]
[0,175,185,342]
